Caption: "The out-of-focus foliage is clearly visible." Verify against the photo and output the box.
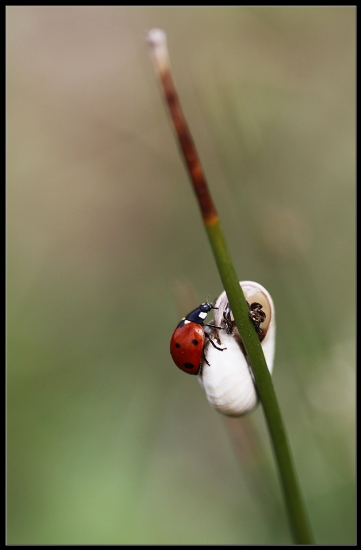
[7,6,355,544]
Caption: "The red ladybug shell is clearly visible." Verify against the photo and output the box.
[170,321,205,375]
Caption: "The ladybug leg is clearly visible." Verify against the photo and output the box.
[205,332,226,351]
[204,322,222,329]
[204,322,225,347]
[201,331,226,369]
[202,349,211,367]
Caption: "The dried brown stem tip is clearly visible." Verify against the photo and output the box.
[147,28,218,226]
[147,28,169,73]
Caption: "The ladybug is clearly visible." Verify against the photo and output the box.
[170,302,225,375]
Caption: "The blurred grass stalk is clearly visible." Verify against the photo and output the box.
[147,28,314,545]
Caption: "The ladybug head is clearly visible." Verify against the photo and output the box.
[184,302,218,325]
[199,302,217,314]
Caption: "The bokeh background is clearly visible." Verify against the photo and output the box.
[7,6,355,545]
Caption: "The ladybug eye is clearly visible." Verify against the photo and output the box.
[198,281,275,417]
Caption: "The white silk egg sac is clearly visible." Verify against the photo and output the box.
[198,281,276,417]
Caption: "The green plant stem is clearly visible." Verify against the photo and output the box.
[147,28,314,545]
[206,220,314,544]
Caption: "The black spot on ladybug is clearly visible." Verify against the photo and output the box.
[191,339,199,346]
[184,363,196,370]
[175,343,181,348]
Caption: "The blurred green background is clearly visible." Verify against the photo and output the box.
[7,6,355,545]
